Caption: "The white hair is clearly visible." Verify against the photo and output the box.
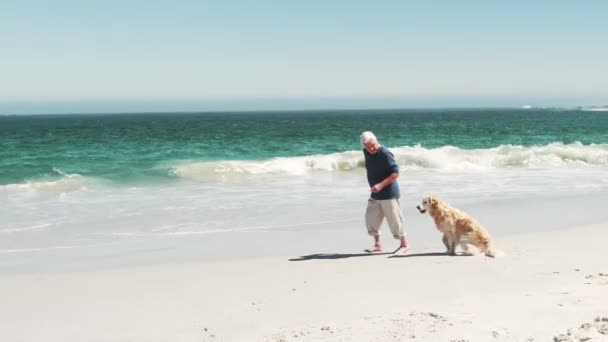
[360,131,377,145]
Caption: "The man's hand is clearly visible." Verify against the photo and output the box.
[371,183,384,193]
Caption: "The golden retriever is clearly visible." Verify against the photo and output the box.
[416,196,500,257]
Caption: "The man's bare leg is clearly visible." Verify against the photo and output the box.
[365,235,382,253]
[392,236,408,255]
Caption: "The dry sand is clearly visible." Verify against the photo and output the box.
[1,224,607,342]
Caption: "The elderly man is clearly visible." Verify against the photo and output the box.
[360,131,408,255]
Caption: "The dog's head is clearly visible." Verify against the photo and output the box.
[416,196,439,214]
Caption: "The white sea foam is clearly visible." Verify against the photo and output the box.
[581,107,608,111]
[169,142,608,181]
[169,151,364,181]
[0,223,53,234]
[392,142,608,170]
[0,169,101,195]
[0,245,78,254]
[105,218,360,238]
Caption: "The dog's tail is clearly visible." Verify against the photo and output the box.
[483,244,504,258]
[474,231,504,258]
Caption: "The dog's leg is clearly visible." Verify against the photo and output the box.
[446,233,457,256]
[442,234,450,253]
[458,232,471,256]
[460,240,474,256]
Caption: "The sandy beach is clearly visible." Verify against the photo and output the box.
[2,221,607,342]
[3,0,608,340]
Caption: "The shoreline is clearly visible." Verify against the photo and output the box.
[4,189,608,275]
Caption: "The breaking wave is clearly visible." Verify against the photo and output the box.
[169,142,608,181]
[0,168,100,195]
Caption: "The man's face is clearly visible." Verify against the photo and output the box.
[363,140,380,154]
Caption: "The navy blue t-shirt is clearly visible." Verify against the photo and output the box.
[363,145,400,200]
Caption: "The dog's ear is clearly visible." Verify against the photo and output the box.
[430,197,438,206]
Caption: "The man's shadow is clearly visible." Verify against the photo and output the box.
[288,251,447,261]
[387,252,448,258]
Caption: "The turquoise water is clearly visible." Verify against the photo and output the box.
[1,109,607,185]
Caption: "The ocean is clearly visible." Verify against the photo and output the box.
[2,109,608,272]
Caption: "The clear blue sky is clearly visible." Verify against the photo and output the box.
[1,1,607,113]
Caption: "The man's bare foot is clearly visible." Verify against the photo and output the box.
[365,245,383,253]
[392,246,409,255]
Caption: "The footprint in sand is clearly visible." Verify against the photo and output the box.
[584,273,608,286]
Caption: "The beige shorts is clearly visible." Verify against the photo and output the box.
[365,198,405,240]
